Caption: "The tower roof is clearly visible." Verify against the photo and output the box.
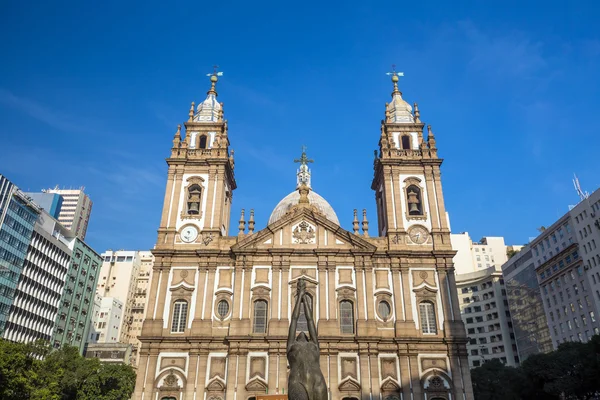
[193,71,222,122]
[385,72,414,123]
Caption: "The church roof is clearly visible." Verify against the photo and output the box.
[193,73,222,122]
[267,147,339,226]
[268,190,340,225]
[386,73,414,123]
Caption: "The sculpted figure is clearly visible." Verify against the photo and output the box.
[287,278,328,400]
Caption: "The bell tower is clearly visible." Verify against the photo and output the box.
[372,71,451,249]
[156,70,236,247]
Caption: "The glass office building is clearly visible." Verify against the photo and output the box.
[0,175,40,334]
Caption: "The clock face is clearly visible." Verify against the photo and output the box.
[408,225,429,244]
[180,226,198,243]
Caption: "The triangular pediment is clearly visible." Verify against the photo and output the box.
[206,377,226,391]
[245,377,268,392]
[232,207,376,252]
[381,377,401,391]
[338,376,361,391]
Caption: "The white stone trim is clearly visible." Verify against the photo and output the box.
[155,351,189,378]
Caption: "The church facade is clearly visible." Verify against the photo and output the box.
[134,72,474,400]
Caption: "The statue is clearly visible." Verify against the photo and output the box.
[287,278,328,400]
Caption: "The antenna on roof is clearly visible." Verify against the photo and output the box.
[573,174,589,201]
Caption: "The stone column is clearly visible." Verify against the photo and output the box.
[185,352,200,395]
[408,354,423,398]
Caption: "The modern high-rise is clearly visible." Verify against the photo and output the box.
[97,250,142,343]
[3,209,72,344]
[0,175,40,335]
[130,251,153,366]
[52,239,102,353]
[134,73,474,400]
[43,187,92,240]
[530,188,600,348]
[451,233,520,367]
[502,246,553,361]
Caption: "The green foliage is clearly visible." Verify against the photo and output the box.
[471,335,600,400]
[0,339,136,400]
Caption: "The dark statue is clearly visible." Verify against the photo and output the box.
[287,278,328,400]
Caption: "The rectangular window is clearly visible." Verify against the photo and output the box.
[171,301,188,333]
[419,302,437,334]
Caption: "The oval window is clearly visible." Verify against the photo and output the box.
[217,300,230,318]
[378,300,391,320]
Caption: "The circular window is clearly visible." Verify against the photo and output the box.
[217,300,230,318]
[378,300,391,320]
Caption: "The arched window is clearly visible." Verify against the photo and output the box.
[199,134,208,149]
[340,300,354,334]
[401,135,411,149]
[187,184,202,215]
[171,300,188,333]
[406,185,423,216]
[419,301,437,334]
[253,300,268,334]
[297,293,312,332]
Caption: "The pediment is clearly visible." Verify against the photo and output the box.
[381,377,401,391]
[206,377,226,391]
[338,376,361,391]
[245,377,268,392]
[232,208,376,253]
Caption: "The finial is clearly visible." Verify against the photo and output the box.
[188,102,195,121]
[206,65,223,96]
[362,209,369,237]
[172,125,181,147]
[385,65,404,96]
[414,103,421,123]
[353,209,359,234]
[248,209,255,234]
[238,209,246,236]
[298,184,310,204]
[427,125,437,149]
[294,145,314,189]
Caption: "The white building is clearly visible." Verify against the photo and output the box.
[129,251,153,366]
[94,297,123,343]
[44,187,92,240]
[97,250,142,342]
[87,293,103,343]
[3,210,72,343]
[530,188,600,347]
[451,233,520,367]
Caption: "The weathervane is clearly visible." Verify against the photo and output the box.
[206,65,223,78]
[386,64,404,93]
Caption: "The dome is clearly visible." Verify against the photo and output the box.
[387,91,414,123]
[268,190,340,225]
[194,92,221,122]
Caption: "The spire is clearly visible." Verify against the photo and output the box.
[238,209,246,237]
[385,67,414,123]
[172,124,181,147]
[362,209,369,237]
[294,146,314,189]
[414,103,421,123]
[193,66,224,123]
[248,209,255,234]
[427,125,437,149]
[353,209,359,234]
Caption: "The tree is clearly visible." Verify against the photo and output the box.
[471,359,533,400]
[0,339,136,399]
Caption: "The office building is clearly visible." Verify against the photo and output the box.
[44,187,92,240]
[451,233,519,367]
[0,175,40,334]
[130,251,153,366]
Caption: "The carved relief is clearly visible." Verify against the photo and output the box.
[218,269,232,288]
[375,270,390,289]
[255,268,269,284]
[339,269,353,285]
[341,357,358,380]
[421,358,448,373]
[412,270,436,288]
[209,357,226,380]
[292,220,316,244]
[380,357,398,380]
[171,269,195,287]
[249,356,266,380]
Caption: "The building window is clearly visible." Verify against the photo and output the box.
[187,184,202,215]
[253,300,268,334]
[339,300,354,334]
[401,135,411,149]
[406,185,423,216]
[171,300,188,333]
[199,134,208,149]
[419,301,437,334]
[377,300,392,321]
[217,300,230,319]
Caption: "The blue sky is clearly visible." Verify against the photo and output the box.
[1,1,599,252]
